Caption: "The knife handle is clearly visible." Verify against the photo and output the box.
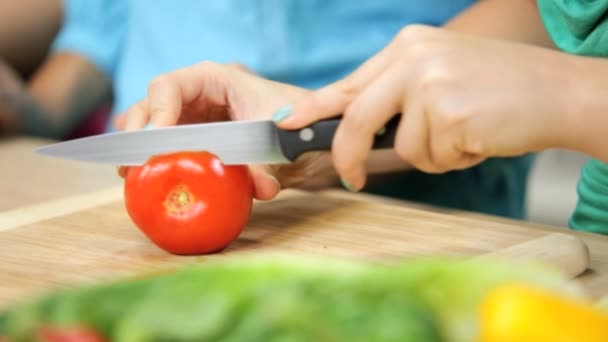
[277,114,400,161]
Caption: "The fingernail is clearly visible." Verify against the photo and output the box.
[145,122,154,129]
[271,105,292,123]
[340,178,358,192]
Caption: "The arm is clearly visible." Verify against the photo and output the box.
[445,0,553,47]
[364,0,553,176]
[0,0,63,77]
[442,0,608,162]
[563,56,608,163]
[23,53,111,138]
[279,0,570,189]
[4,0,126,139]
[1,53,110,139]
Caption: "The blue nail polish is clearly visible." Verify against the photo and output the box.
[145,122,154,129]
[271,105,292,123]
[340,178,358,192]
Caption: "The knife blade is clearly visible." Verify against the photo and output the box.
[36,116,400,166]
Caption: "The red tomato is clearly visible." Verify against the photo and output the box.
[124,151,254,255]
[38,326,105,342]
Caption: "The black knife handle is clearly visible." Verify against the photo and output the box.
[277,114,401,161]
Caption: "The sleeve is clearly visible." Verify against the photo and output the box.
[536,1,608,234]
[51,0,127,79]
[537,0,608,56]
[570,159,608,235]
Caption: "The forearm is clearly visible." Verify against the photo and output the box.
[17,53,111,139]
[0,0,63,77]
[561,56,608,162]
[445,0,553,48]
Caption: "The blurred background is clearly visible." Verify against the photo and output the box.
[527,150,588,227]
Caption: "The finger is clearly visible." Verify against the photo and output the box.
[113,114,126,130]
[226,62,253,74]
[278,42,399,129]
[429,127,487,172]
[249,165,281,201]
[123,99,151,131]
[394,100,435,173]
[117,166,130,178]
[429,130,463,172]
[331,65,407,190]
[454,154,486,170]
[147,74,184,127]
[149,62,231,127]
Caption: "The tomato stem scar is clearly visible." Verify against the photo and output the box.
[164,184,195,215]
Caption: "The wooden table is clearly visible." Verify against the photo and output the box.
[0,136,120,211]
[1,137,607,305]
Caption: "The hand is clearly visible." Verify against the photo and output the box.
[115,62,339,200]
[0,59,25,135]
[278,25,578,190]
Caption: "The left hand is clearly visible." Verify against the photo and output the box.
[115,62,340,200]
[277,25,579,190]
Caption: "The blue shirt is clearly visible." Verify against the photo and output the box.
[53,0,475,126]
[52,0,534,219]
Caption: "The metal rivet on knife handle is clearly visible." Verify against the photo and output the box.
[276,114,401,161]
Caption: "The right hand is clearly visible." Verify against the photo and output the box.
[0,59,25,135]
[115,62,340,200]
[279,25,584,190]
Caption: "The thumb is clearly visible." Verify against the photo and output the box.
[249,165,281,201]
[275,43,395,130]
[272,82,352,130]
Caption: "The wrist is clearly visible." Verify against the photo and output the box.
[562,56,608,160]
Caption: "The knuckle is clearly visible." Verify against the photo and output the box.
[128,102,143,116]
[422,89,470,133]
[397,24,431,44]
[196,60,220,71]
[193,61,224,78]
[417,60,450,94]
[336,76,361,96]
[461,133,486,155]
[434,105,471,134]
[398,27,440,60]
[394,132,417,164]
[296,93,325,124]
[147,74,171,93]
[395,132,441,174]
[429,141,454,173]
[402,40,432,62]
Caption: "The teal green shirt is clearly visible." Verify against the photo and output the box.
[538,0,608,234]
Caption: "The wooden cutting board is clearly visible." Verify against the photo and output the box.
[0,137,120,211]
[0,187,589,309]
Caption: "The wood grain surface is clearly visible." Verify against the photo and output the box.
[0,188,592,309]
[0,137,120,212]
[323,190,608,300]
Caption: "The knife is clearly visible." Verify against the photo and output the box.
[36,115,400,165]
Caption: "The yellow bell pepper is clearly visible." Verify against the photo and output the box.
[480,284,608,342]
